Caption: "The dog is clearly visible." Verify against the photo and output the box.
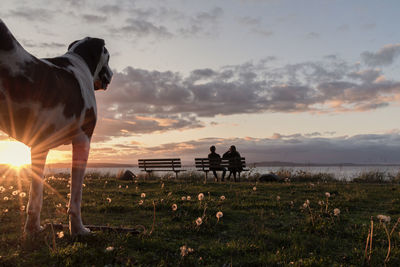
[0,19,113,235]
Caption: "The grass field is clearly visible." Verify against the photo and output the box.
[0,170,400,266]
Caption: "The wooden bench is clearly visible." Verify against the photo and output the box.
[195,157,248,182]
[138,158,185,178]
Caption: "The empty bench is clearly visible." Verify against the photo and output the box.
[195,157,248,182]
[138,158,185,178]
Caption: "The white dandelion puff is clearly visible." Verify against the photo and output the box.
[138,200,144,205]
[198,193,204,201]
[253,186,257,191]
[325,192,331,198]
[106,197,112,203]
[181,196,186,201]
[333,208,340,216]
[187,196,191,200]
[196,217,203,226]
[141,193,146,198]
[377,214,391,223]
[220,195,226,201]
[57,231,64,238]
[172,204,178,211]
[216,211,223,219]
[105,246,114,252]
[19,192,26,198]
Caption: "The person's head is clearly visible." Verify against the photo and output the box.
[230,145,236,152]
[210,145,216,152]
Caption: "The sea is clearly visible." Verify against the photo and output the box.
[43,165,400,181]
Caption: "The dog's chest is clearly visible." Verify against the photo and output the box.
[0,55,97,148]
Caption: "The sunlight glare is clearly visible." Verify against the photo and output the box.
[0,141,31,168]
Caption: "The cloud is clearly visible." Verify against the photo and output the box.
[21,39,65,49]
[82,14,107,23]
[119,18,173,39]
[85,132,400,164]
[178,7,223,37]
[7,8,54,22]
[361,44,400,67]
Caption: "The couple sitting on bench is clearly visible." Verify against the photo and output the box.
[208,145,242,182]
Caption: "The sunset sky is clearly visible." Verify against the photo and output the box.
[1,0,400,164]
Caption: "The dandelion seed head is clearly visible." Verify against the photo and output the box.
[0,186,5,193]
[377,214,391,223]
[20,205,25,211]
[19,192,26,198]
[138,200,144,205]
[105,246,114,252]
[198,193,204,201]
[181,196,186,201]
[3,197,8,201]
[9,186,13,190]
[12,190,18,196]
[3,209,8,213]
[187,196,191,200]
[172,204,178,211]
[106,197,112,203]
[196,217,203,226]
[276,196,281,201]
[216,211,223,219]
[220,195,226,201]
[325,192,331,198]
[118,185,122,189]
[253,186,257,191]
[57,231,64,238]
[141,193,146,198]
[333,208,340,216]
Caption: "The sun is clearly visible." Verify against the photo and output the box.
[0,141,31,168]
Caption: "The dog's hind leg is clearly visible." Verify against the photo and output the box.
[68,135,91,236]
[24,149,48,234]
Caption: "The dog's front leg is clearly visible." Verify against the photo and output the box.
[24,149,49,234]
[68,135,91,235]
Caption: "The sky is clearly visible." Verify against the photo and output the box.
[1,0,400,165]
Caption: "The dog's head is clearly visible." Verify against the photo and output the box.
[68,37,113,90]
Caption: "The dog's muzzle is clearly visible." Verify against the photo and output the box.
[95,65,113,90]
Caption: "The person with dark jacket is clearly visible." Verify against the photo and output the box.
[223,145,242,182]
[208,145,226,182]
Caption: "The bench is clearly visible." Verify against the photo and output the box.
[195,157,248,182]
[138,158,185,178]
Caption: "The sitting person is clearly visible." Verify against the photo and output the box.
[208,145,226,182]
[223,145,242,182]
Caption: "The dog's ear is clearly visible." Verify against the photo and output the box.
[68,37,105,76]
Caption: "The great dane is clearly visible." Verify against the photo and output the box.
[0,19,113,235]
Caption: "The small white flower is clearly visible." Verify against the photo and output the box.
[3,209,8,213]
[220,195,226,201]
[333,208,340,216]
[12,190,18,196]
[181,196,186,201]
[276,196,281,201]
[3,197,8,201]
[325,192,331,198]
[187,196,191,200]
[106,197,112,203]
[56,203,62,208]
[20,205,25,211]
[318,200,324,206]
[377,214,391,223]
[118,185,122,189]
[198,193,204,201]
[216,211,223,219]
[172,204,178,211]
[138,200,144,205]
[0,186,5,193]
[253,186,257,191]
[196,217,203,226]
[141,193,146,198]
[19,192,26,198]
[9,186,13,190]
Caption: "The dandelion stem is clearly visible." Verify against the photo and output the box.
[364,232,370,263]
[383,223,391,263]
[369,217,373,261]
[149,200,156,235]
[389,218,400,236]
[307,206,315,227]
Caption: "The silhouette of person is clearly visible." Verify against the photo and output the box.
[223,145,242,182]
[208,145,226,182]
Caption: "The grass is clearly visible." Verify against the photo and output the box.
[0,170,400,266]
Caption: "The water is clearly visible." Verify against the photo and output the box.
[44,165,400,181]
